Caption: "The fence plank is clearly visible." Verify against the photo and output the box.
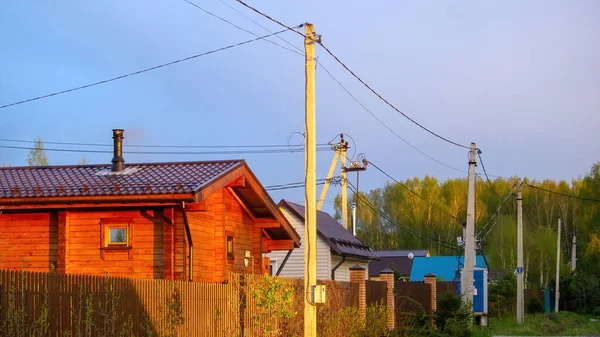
[0,269,375,336]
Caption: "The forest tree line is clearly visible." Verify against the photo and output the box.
[334,162,600,290]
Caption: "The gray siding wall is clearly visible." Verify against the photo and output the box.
[266,207,331,280]
[331,254,370,282]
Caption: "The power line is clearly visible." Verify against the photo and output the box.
[366,159,460,221]
[347,181,457,251]
[0,27,300,110]
[214,0,303,54]
[477,187,515,240]
[0,144,331,155]
[317,42,470,149]
[264,177,339,191]
[232,0,469,149]
[477,150,501,199]
[265,181,326,191]
[318,62,465,173]
[0,138,330,149]
[183,0,302,56]
[233,0,305,38]
[524,183,600,203]
[204,0,467,173]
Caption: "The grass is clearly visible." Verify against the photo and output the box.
[472,312,600,337]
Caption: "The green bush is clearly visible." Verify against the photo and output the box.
[394,296,433,337]
[318,303,391,337]
[362,303,390,337]
[568,272,600,313]
[435,293,462,331]
[434,293,473,337]
[488,274,516,317]
[527,298,544,314]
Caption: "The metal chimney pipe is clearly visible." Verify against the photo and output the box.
[111,129,125,172]
[351,202,357,236]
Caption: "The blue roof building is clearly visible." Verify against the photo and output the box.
[409,256,487,282]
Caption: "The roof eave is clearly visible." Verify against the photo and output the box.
[197,164,301,247]
[0,193,196,209]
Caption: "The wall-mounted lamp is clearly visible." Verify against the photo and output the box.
[244,251,252,268]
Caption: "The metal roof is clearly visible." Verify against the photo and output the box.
[409,256,487,282]
[374,250,430,258]
[279,200,378,260]
[369,256,414,277]
[0,160,243,198]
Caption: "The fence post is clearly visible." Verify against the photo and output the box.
[424,273,437,312]
[350,265,366,325]
[379,268,395,331]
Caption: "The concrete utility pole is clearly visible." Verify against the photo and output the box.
[462,143,477,305]
[555,218,561,312]
[341,144,348,229]
[516,178,524,324]
[571,234,576,272]
[303,23,317,337]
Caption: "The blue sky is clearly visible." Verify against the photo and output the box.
[1,1,599,214]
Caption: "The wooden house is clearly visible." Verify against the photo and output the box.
[0,130,300,282]
[266,200,377,281]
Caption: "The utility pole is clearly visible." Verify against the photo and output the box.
[555,218,561,313]
[303,23,317,337]
[462,143,477,305]
[516,178,524,324]
[343,158,367,232]
[571,234,576,272]
[341,142,348,229]
[351,202,357,236]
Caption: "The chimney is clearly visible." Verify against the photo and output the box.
[111,129,125,172]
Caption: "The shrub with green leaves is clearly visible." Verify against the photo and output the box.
[568,272,600,313]
[527,297,544,314]
[434,293,473,337]
[250,275,296,336]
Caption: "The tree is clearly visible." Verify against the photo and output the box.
[77,157,88,165]
[27,138,48,166]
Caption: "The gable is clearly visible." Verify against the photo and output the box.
[278,200,377,260]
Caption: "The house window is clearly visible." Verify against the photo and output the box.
[269,259,278,276]
[107,226,128,246]
[226,235,234,260]
[100,218,133,249]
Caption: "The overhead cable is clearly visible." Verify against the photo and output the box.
[348,182,458,251]
[233,0,469,149]
[477,150,501,199]
[182,0,302,56]
[525,183,600,203]
[0,144,330,155]
[366,159,460,221]
[0,27,300,110]
[0,138,329,149]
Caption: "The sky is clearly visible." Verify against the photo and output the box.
[1,0,599,215]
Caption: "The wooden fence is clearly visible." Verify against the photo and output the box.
[0,270,363,337]
[524,289,545,308]
[436,281,458,299]
[394,281,432,315]
[365,280,387,307]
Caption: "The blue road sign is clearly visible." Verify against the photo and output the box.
[516,267,523,274]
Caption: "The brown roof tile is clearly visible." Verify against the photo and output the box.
[0,160,243,198]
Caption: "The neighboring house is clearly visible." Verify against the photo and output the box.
[409,255,486,282]
[369,249,429,280]
[375,250,430,258]
[266,200,378,281]
[0,130,300,282]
